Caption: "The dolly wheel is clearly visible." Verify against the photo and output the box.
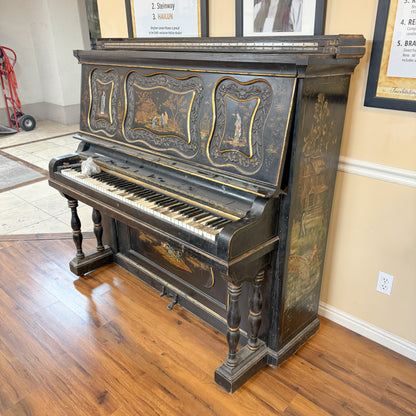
[18,115,36,131]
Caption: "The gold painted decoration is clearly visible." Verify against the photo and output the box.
[88,68,119,136]
[123,71,205,158]
[207,77,272,175]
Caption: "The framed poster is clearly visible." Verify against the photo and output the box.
[126,0,208,38]
[364,0,416,112]
[235,0,326,37]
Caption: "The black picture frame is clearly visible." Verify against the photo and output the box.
[364,0,416,112]
[235,0,326,37]
[125,0,209,38]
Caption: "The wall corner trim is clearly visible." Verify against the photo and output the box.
[338,156,416,188]
[319,301,416,361]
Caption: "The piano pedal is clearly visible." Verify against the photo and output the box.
[167,294,179,311]
[160,286,179,310]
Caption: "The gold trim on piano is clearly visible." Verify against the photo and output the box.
[98,165,241,221]
[88,67,117,135]
[206,77,271,174]
[80,61,296,78]
[207,267,215,289]
[228,236,279,266]
[275,79,297,188]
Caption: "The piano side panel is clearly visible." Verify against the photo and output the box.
[79,63,295,187]
[268,74,352,361]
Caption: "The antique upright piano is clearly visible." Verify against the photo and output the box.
[49,36,365,392]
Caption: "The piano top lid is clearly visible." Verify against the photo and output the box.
[93,35,366,61]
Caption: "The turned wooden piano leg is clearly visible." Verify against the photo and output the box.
[92,208,104,251]
[66,196,84,260]
[226,282,242,367]
[64,196,113,276]
[248,270,265,351]
[215,270,268,393]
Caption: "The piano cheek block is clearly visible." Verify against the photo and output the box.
[50,35,365,392]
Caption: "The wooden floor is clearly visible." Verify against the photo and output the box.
[0,238,415,416]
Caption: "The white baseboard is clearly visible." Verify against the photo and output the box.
[338,156,416,188]
[319,302,416,361]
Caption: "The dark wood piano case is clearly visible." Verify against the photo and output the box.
[49,36,365,392]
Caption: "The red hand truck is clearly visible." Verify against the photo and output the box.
[0,46,36,133]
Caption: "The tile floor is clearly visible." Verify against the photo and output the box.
[0,121,94,236]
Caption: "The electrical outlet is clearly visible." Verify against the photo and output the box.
[376,271,394,295]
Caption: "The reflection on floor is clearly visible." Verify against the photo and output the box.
[0,121,94,236]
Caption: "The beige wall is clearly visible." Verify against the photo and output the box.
[95,0,416,347]
[323,0,416,345]
[0,0,88,124]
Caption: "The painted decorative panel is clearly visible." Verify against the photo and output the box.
[80,64,295,187]
[278,77,351,346]
[88,68,119,136]
[207,77,273,175]
[123,71,204,158]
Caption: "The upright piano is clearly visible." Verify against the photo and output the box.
[49,36,365,392]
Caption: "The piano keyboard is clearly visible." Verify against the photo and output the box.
[61,168,234,242]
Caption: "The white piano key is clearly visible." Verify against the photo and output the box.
[61,168,228,242]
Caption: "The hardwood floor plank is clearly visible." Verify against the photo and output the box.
[381,377,416,416]
[299,317,416,387]
[284,393,334,416]
[0,239,414,416]
[0,388,68,416]
[31,299,202,416]
[0,246,57,316]
[273,356,404,416]
[0,340,39,413]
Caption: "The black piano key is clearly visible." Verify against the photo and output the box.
[131,185,146,193]
[204,217,222,226]
[186,212,204,220]
[154,196,172,203]
[131,188,149,196]
[106,176,124,184]
[183,208,203,217]
[119,183,139,192]
[92,173,110,182]
[158,199,177,207]
[154,197,174,206]
[176,206,196,215]
[147,194,167,202]
[168,203,188,212]
[91,172,105,178]
[212,219,232,229]
[192,212,211,221]
[143,193,161,201]
[134,189,155,197]
[195,215,217,225]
